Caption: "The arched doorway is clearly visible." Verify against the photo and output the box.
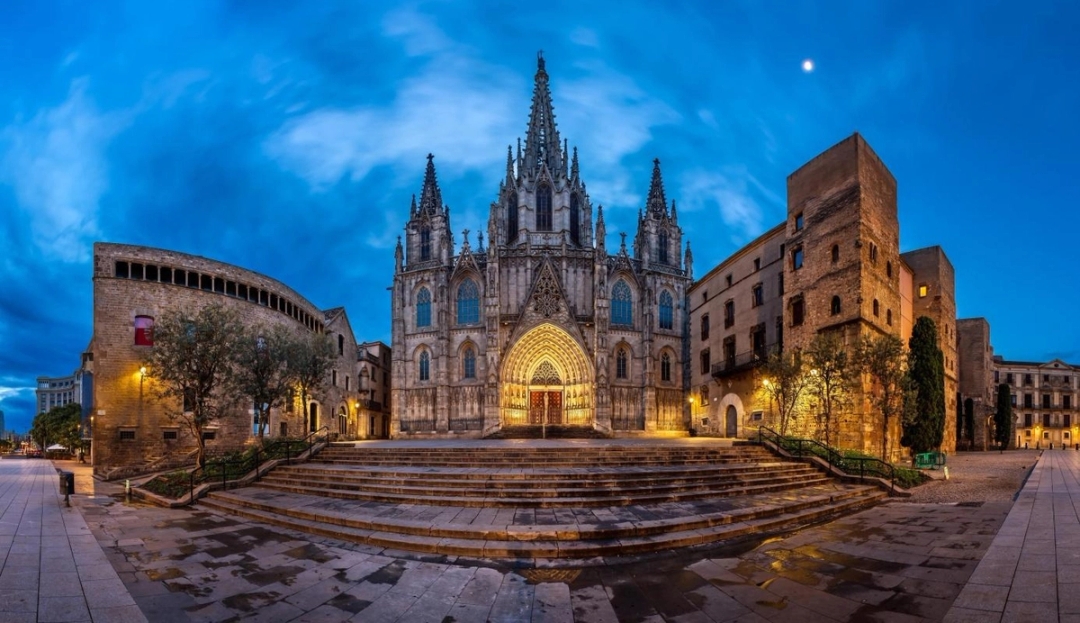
[309,402,319,433]
[725,405,738,438]
[500,323,594,429]
[338,406,348,438]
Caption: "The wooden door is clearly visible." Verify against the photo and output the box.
[546,392,562,425]
[530,391,546,424]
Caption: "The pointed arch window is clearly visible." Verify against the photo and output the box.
[611,280,633,327]
[507,191,519,242]
[419,350,430,381]
[416,287,432,328]
[420,226,431,262]
[661,352,672,382]
[456,278,479,325]
[659,230,669,264]
[831,296,841,316]
[537,184,553,231]
[616,348,628,379]
[659,290,674,330]
[570,193,580,244]
[463,346,476,379]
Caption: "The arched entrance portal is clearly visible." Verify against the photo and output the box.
[500,323,594,429]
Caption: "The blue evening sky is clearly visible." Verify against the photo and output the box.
[1,1,1077,433]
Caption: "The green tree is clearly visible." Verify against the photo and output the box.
[143,304,245,466]
[995,383,1013,451]
[289,332,336,434]
[230,324,297,440]
[857,333,910,461]
[760,350,812,436]
[30,403,82,450]
[806,332,855,447]
[902,317,946,453]
[963,397,974,447]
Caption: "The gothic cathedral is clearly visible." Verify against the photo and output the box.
[391,55,692,437]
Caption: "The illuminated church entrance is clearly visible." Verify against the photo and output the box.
[501,323,594,430]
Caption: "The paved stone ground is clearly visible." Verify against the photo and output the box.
[0,457,146,623]
[901,451,1040,504]
[945,448,1080,622]
[70,472,1012,621]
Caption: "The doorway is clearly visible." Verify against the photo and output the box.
[725,405,738,438]
[530,391,563,425]
[309,402,318,433]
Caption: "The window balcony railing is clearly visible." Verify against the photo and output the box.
[711,344,780,379]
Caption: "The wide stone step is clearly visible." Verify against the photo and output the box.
[310,454,778,468]
[250,472,835,508]
[198,485,886,561]
[267,462,820,488]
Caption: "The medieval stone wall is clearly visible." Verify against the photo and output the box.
[957,318,995,449]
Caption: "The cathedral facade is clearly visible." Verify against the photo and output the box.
[390,55,692,437]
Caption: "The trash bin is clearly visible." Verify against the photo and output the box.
[59,471,74,496]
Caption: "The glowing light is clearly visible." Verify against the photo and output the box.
[802,59,814,73]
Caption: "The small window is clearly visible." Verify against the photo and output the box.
[724,300,734,329]
[1025,413,1033,427]
[659,291,674,330]
[701,314,710,341]
[886,262,893,278]
[417,287,432,328]
[345,376,350,391]
[791,298,804,326]
[160,267,172,283]
[1007,373,1014,384]
[778,273,784,296]
[226,281,236,296]
[214,277,225,294]
[779,243,785,259]
[792,247,803,270]
[114,261,129,278]
[617,348,629,380]
[202,430,217,441]
[419,351,430,381]
[463,347,476,379]
[131,263,144,280]
[660,352,672,382]
[886,309,893,326]
[611,280,634,327]
[700,349,710,375]
[338,334,345,356]
[188,271,199,288]
[134,315,155,346]
[753,258,760,271]
[752,411,763,422]
[752,284,763,307]
[831,245,839,263]
[869,243,878,263]
[831,296,841,316]
[795,213,803,231]
[163,430,178,441]
[201,274,213,291]
[146,265,158,281]
[726,274,732,287]
[873,299,880,317]
[119,430,135,441]
[420,227,432,262]
[332,370,338,386]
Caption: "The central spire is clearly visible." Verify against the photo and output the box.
[418,153,443,216]
[645,158,668,218]
[523,51,564,177]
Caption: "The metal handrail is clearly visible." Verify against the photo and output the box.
[187,425,330,504]
[757,426,896,492]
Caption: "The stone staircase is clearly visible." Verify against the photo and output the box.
[199,441,886,563]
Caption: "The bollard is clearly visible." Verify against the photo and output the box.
[125,479,131,498]
[943,466,950,481]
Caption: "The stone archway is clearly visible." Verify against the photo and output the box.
[500,323,594,428]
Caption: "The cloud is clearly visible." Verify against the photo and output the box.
[679,167,780,244]
[570,28,600,48]
[0,79,130,263]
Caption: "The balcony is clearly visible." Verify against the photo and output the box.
[711,344,779,379]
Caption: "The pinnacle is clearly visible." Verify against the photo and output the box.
[418,153,443,216]
[646,158,668,217]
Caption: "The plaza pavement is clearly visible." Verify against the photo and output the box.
[0,445,1067,622]
[0,457,146,623]
[945,447,1080,622]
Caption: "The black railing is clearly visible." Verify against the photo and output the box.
[187,425,330,504]
[711,344,779,378]
[757,425,896,492]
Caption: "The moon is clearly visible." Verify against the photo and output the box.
[802,59,814,73]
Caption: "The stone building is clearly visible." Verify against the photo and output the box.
[88,242,370,477]
[391,55,691,437]
[995,357,1079,449]
[689,134,959,458]
[357,340,392,438]
[957,318,996,450]
[36,368,92,420]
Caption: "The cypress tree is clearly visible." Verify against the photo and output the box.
[995,383,1013,451]
[902,316,945,453]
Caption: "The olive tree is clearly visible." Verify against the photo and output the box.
[856,333,911,461]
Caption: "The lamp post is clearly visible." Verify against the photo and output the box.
[138,366,147,423]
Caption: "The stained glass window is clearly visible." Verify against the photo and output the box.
[616,348,628,379]
[537,185,552,231]
[457,279,479,324]
[463,347,476,379]
[611,280,633,326]
[419,350,430,381]
[417,287,432,328]
[659,291,673,330]
[661,352,671,382]
[570,193,580,244]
